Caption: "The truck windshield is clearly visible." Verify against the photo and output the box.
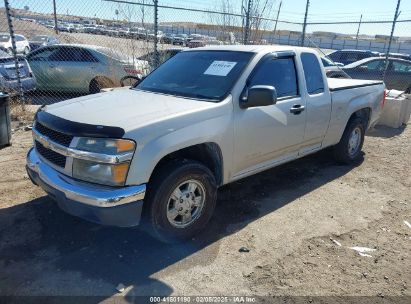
[135,51,254,101]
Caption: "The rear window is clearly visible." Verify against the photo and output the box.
[301,53,325,95]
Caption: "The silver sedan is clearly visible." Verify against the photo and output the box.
[26,44,149,94]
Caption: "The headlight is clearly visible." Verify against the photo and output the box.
[72,138,135,186]
[76,137,135,154]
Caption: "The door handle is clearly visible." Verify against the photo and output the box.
[49,64,56,68]
[290,104,305,114]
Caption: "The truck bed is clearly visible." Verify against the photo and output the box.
[327,78,384,92]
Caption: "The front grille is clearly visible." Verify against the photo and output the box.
[35,141,67,168]
[35,122,73,147]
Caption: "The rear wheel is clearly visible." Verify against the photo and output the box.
[89,77,113,94]
[333,117,365,164]
[143,159,217,243]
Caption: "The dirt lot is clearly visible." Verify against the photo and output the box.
[0,121,410,302]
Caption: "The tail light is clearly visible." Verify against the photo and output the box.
[381,89,387,109]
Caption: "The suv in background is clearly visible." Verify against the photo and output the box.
[327,49,380,65]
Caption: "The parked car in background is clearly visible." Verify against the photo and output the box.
[72,24,85,33]
[188,40,206,48]
[321,57,350,78]
[162,33,176,44]
[29,35,59,51]
[58,24,74,33]
[327,49,381,65]
[148,31,164,42]
[342,57,411,92]
[385,52,411,61]
[0,33,30,55]
[118,28,130,37]
[138,48,183,69]
[0,48,36,93]
[172,34,188,46]
[26,44,149,94]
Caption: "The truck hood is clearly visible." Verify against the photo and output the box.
[42,89,225,133]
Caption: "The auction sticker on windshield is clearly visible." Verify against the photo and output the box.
[204,61,237,76]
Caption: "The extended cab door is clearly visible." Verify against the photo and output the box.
[299,52,331,155]
[233,53,306,178]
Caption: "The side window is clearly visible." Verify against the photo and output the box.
[249,56,298,98]
[345,52,360,63]
[301,53,324,95]
[27,47,57,61]
[81,49,98,62]
[49,48,85,62]
[391,60,411,72]
[365,60,385,71]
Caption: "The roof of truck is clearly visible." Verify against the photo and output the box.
[185,44,316,54]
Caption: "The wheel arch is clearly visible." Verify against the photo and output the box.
[149,142,224,187]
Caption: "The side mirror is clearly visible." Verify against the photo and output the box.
[240,85,277,109]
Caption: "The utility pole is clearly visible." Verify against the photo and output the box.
[153,0,159,68]
[273,1,282,36]
[244,0,252,45]
[301,0,310,46]
[355,14,362,49]
[53,0,58,34]
[383,0,401,81]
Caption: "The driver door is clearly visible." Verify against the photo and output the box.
[233,54,306,178]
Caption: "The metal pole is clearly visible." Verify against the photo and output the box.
[244,0,252,45]
[355,14,362,49]
[53,0,59,34]
[273,1,282,36]
[153,0,159,68]
[301,0,310,46]
[4,0,25,105]
[383,0,401,81]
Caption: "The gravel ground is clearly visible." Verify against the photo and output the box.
[0,122,410,302]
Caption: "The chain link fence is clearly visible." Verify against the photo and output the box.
[1,0,411,106]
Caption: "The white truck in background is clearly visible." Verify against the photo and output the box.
[27,45,386,242]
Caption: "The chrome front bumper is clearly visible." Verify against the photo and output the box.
[26,148,146,227]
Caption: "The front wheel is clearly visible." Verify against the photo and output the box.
[143,159,217,243]
[24,46,30,55]
[333,117,365,164]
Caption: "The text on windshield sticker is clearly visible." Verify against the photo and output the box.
[204,61,237,76]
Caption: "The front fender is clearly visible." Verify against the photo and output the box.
[125,106,233,186]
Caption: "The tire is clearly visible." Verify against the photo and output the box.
[24,46,30,55]
[333,117,366,164]
[143,159,217,243]
[89,77,113,94]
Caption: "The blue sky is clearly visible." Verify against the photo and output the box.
[8,0,411,36]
